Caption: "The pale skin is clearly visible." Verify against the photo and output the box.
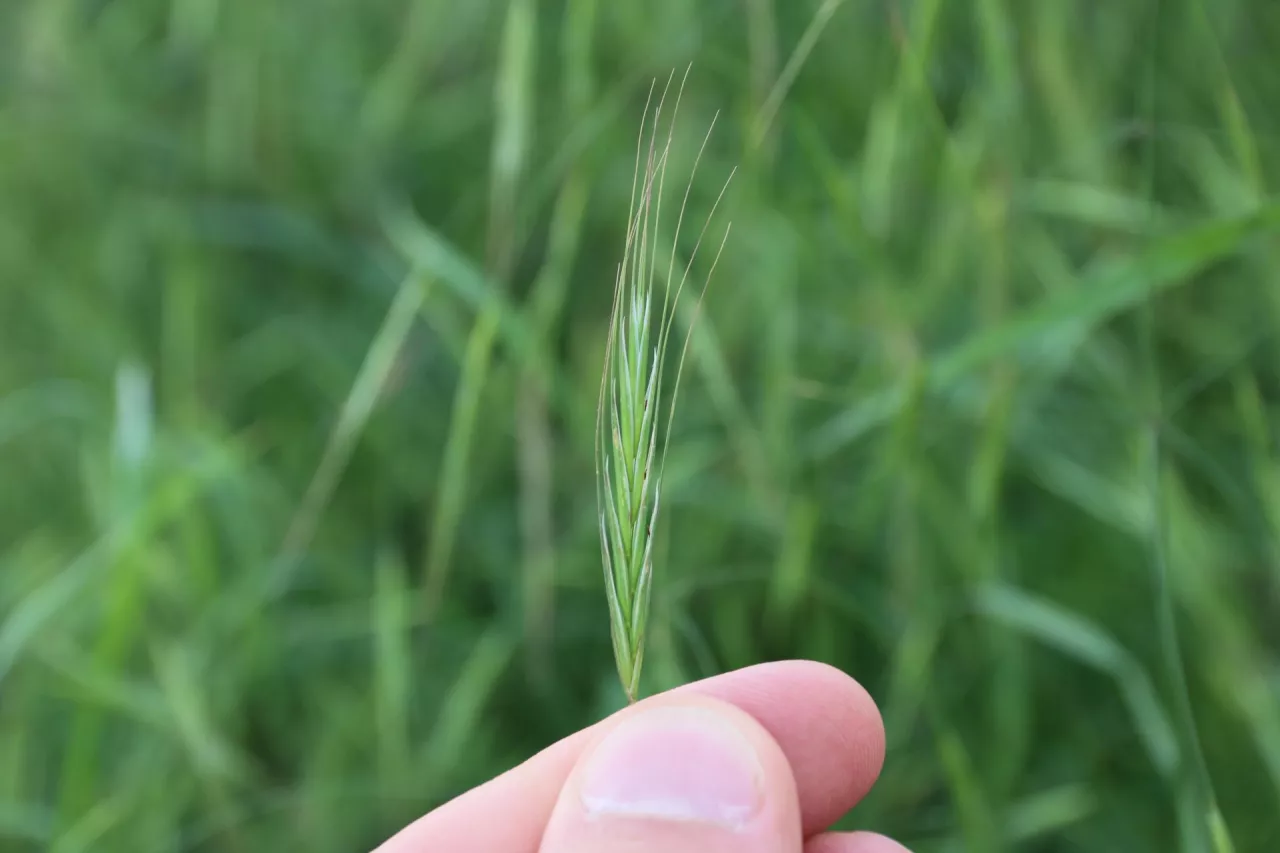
[374,660,910,853]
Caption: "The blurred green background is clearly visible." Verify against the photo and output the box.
[3,0,1280,850]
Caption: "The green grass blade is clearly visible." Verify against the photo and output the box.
[811,202,1280,457]
[975,582,1179,778]
[273,274,429,594]
[422,302,500,620]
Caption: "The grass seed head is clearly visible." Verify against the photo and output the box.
[594,67,735,703]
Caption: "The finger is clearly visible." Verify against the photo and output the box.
[806,831,912,853]
[375,660,884,853]
[538,694,803,853]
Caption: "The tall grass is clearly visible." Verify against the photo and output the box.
[2,1,1279,851]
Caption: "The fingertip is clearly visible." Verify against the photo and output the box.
[806,830,912,853]
[781,660,887,789]
[677,660,885,829]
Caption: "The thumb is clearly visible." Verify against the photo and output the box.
[538,695,803,853]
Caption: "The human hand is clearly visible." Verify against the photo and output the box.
[374,660,906,853]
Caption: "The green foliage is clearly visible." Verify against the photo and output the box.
[2,1,1280,851]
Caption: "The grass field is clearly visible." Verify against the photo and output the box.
[3,0,1280,850]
